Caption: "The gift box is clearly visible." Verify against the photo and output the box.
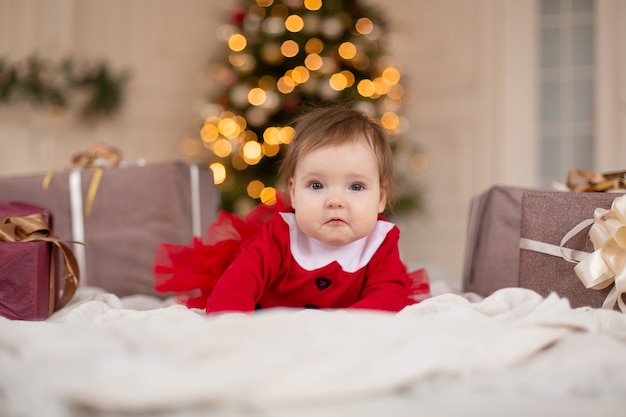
[462,185,528,296]
[0,162,220,297]
[0,200,57,320]
[518,191,621,309]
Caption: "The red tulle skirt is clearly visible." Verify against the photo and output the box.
[153,203,431,309]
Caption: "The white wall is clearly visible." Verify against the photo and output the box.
[383,0,538,288]
[596,0,626,171]
[1,0,624,291]
[0,0,233,172]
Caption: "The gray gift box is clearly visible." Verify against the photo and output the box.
[462,185,528,296]
[0,162,220,298]
[518,191,618,309]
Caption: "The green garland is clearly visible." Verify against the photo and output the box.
[0,56,129,122]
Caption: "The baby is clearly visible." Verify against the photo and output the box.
[205,106,418,312]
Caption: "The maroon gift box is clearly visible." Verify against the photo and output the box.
[0,162,220,297]
[518,191,620,309]
[0,200,57,320]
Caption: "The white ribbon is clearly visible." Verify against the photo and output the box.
[189,164,201,237]
[520,194,626,312]
[69,169,87,285]
[519,237,590,263]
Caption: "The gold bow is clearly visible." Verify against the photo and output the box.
[0,214,82,314]
[43,141,123,218]
[70,141,123,169]
[567,169,626,192]
[573,195,626,312]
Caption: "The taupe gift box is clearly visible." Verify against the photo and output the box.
[462,185,528,296]
[0,162,220,298]
[518,191,618,309]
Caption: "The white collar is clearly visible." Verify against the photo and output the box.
[279,212,394,272]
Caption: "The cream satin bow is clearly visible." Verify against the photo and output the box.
[572,195,626,312]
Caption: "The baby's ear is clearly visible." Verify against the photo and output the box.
[288,178,296,209]
[378,190,387,213]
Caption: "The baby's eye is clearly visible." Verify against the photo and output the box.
[350,183,364,191]
[308,182,323,190]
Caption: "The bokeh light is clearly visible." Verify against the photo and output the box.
[304,53,323,71]
[243,140,263,164]
[304,0,322,11]
[285,15,304,32]
[382,67,401,85]
[247,180,265,199]
[305,38,324,54]
[329,73,348,91]
[248,87,267,106]
[280,40,299,57]
[227,33,247,52]
[355,17,373,35]
[338,42,357,60]
[260,187,277,204]
[357,79,375,97]
[209,162,226,185]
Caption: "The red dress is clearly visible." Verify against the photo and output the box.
[153,203,430,313]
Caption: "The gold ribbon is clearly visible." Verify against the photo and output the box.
[571,194,626,312]
[42,141,122,218]
[567,169,626,192]
[0,213,82,314]
[70,141,123,169]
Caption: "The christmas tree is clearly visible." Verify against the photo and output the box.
[187,0,424,215]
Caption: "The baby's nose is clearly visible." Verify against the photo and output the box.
[325,193,345,208]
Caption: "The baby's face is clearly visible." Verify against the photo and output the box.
[287,140,386,246]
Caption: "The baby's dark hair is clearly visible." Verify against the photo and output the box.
[278,105,398,210]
